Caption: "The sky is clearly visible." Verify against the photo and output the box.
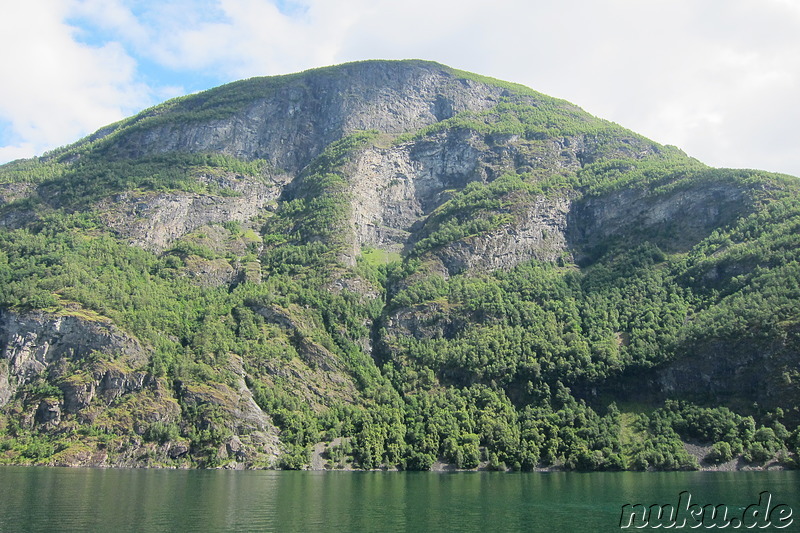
[1,0,799,176]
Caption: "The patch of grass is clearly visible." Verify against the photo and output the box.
[361,246,401,266]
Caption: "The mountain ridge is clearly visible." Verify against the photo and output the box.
[0,60,798,471]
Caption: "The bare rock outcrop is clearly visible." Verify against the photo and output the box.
[347,130,485,255]
[177,354,282,465]
[105,61,507,174]
[435,195,571,274]
[568,181,751,255]
[99,172,281,251]
[0,309,147,406]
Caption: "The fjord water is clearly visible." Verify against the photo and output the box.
[0,468,797,532]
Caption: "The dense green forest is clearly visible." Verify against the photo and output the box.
[0,60,798,470]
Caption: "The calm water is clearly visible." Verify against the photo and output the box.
[0,468,798,532]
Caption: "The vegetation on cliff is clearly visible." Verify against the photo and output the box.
[0,60,798,470]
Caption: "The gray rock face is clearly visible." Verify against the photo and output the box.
[35,398,61,427]
[435,196,572,274]
[569,181,750,254]
[0,360,12,408]
[97,366,149,404]
[0,308,283,465]
[347,130,485,256]
[0,182,34,205]
[106,61,507,173]
[345,130,585,273]
[0,310,147,406]
[179,354,282,463]
[180,257,239,287]
[35,61,677,277]
[99,172,281,251]
[387,301,460,341]
[598,333,799,416]
[60,376,96,414]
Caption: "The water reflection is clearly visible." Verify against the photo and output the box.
[0,468,797,532]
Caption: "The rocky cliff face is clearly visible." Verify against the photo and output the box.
[104,61,508,173]
[568,179,754,256]
[0,309,146,405]
[1,59,797,469]
[99,171,284,251]
[0,309,283,467]
[74,61,683,275]
[347,130,487,255]
[435,195,572,274]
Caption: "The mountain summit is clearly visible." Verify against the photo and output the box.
[1,60,798,470]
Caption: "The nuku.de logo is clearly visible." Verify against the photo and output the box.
[619,491,793,529]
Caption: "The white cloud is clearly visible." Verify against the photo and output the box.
[69,0,150,45]
[1,0,799,177]
[0,0,151,162]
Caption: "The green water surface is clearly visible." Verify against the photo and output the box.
[0,468,797,532]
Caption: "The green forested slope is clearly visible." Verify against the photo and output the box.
[0,60,798,470]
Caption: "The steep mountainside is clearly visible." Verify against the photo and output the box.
[1,60,798,470]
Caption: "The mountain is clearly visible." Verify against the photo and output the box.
[1,60,798,470]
